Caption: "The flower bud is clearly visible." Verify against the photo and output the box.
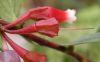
[5,18,59,37]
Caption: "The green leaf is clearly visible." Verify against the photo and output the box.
[68,33,100,45]
[0,0,23,21]
[11,0,23,17]
[87,42,100,62]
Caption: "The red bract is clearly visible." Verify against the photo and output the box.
[2,33,46,62]
[5,18,59,37]
[5,6,76,29]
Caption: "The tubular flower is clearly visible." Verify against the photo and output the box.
[28,6,77,22]
[4,18,59,37]
[2,32,46,62]
[5,6,77,29]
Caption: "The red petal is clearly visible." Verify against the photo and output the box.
[5,18,59,37]
[50,7,68,22]
[5,6,67,29]
[29,6,67,22]
[29,6,52,20]
[36,18,59,37]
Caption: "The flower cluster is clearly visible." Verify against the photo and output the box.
[0,6,76,62]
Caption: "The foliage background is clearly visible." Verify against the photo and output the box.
[0,0,100,62]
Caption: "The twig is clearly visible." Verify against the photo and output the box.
[23,34,92,62]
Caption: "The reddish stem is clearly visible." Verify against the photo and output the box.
[23,34,66,52]
[23,34,92,62]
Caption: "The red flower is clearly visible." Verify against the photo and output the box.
[5,6,76,29]
[23,6,77,22]
[0,6,77,62]
[4,18,59,37]
[2,32,46,62]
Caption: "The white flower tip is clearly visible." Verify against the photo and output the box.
[65,9,77,24]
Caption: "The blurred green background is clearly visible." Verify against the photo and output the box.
[0,0,100,62]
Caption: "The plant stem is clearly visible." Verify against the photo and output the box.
[23,34,92,62]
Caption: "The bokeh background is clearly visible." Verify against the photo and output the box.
[0,0,100,62]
